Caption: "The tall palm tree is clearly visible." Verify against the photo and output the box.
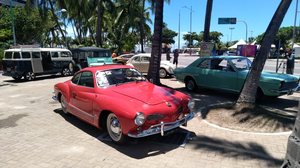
[147,0,164,85]
[237,0,292,104]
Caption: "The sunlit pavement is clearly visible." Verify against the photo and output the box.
[0,75,296,168]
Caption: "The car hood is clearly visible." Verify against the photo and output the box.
[260,71,299,81]
[111,82,180,105]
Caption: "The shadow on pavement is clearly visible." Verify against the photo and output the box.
[3,74,69,83]
[189,135,283,167]
[0,113,28,129]
[53,109,188,159]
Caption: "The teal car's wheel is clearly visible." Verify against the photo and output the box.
[159,68,167,78]
[185,78,197,91]
[106,113,126,144]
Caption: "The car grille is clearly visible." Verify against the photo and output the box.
[147,114,165,121]
[280,81,299,90]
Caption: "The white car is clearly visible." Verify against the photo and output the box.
[126,53,175,78]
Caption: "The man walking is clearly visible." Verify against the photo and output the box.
[173,49,179,67]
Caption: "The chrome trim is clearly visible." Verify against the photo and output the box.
[52,95,58,101]
[127,112,195,138]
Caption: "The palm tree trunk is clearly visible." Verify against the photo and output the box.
[96,0,103,47]
[237,0,292,104]
[148,0,163,85]
[140,0,146,53]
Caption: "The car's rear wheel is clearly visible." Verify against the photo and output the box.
[24,72,35,81]
[60,95,68,114]
[106,113,126,144]
[159,68,167,78]
[185,78,197,91]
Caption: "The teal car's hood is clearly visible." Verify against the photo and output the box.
[260,71,299,82]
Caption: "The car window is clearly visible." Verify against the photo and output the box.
[13,52,21,59]
[22,52,31,59]
[231,58,251,71]
[4,52,12,59]
[141,56,150,62]
[78,71,94,88]
[132,56,140,62]
[61,51,71,57]
[197,59,210,69]
[96,68,146,88]
[71,73,81,84]
[32,52,41,58]
[51,52,59,58]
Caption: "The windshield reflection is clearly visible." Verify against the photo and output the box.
[96,68,146,88]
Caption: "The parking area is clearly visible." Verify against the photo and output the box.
[0,74,298,168]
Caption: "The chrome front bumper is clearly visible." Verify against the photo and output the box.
[127,112,195,138]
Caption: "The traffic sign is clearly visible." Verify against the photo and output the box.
[218,18,237,24]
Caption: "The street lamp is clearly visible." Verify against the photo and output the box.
[178,10,181,50]
[183,6,193,55]
[237,20,248,43]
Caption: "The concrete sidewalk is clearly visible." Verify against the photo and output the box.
[0,75,294,168]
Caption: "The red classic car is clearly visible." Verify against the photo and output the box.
[53,64,194,143]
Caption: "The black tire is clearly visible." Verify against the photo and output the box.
[24,72,35,81]
[185,78,197,91]
[255,88,264,101]
[159,68,168,78]
[60,95,68,114]
[106,113,127,144]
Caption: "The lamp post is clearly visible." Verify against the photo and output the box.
[238,20,248,43]
[9,0,16,46]
[229,27,234,42]
[183,6,192,55]
[178,10,180,50]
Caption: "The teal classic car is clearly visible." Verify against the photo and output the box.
[174,56,299,97]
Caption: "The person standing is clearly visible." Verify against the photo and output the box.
[286,49,294,74]
[173,49,179,67]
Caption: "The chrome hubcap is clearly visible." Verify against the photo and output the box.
[110,118,120,134]
[159,69,166,78]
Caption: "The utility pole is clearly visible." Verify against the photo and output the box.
[229,27,234,42]
[9,0,16,46]
[178,10,180,50]
[204,0,213,42]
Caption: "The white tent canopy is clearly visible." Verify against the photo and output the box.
[229,39,246,49]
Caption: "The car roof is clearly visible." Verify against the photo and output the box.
[203,55,246,59]
[80,64,133,73]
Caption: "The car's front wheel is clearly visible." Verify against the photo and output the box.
[106,113,127,144]
[185,78,197,91]
[60,95,68,114]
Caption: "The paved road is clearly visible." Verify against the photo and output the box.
[0,74,298,168]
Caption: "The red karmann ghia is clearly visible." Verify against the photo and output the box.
[53,64,194,144]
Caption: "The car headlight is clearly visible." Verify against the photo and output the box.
[134,112,145,126]
[188,99,195,110]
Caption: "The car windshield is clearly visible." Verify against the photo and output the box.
[230,57,252,71]
[96,68,146,88]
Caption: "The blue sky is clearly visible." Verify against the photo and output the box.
[150,0,297,48]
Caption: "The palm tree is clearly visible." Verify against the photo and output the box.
[203,0,213,42]
[147,0,164,85]
[237,0,292,104]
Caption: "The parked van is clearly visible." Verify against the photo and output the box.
[2,48,73,80]
[70,47,113,72]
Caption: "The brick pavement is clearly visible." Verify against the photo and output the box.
[0,75,295,168]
